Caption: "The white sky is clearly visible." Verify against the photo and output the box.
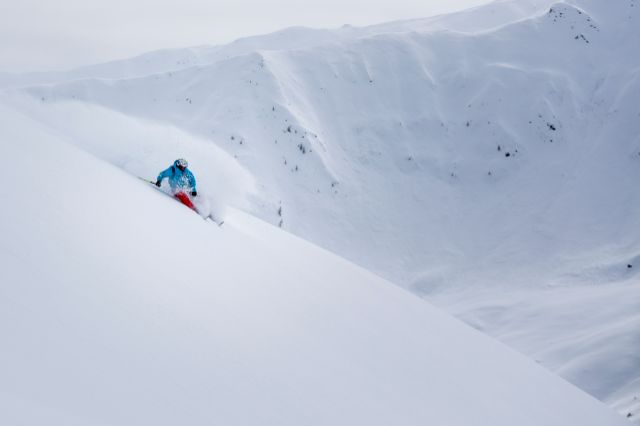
[0,0,491,73]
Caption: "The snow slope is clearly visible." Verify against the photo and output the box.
[0,103,626,425]
[1,0,639,421]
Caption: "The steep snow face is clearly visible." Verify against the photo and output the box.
[2,0,639,421]
[11,0,637,286]
[0,104,627,426]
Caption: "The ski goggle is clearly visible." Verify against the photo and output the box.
[176,159,188,169]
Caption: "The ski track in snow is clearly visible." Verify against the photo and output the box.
[1,0,639,422]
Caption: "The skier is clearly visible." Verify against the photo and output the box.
[155,158,198,210]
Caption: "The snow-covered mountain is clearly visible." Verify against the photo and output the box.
[1,0,638,422]
[1,102,627,425]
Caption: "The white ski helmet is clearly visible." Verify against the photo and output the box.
[175,158,188,169]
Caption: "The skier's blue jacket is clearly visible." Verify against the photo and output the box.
[157,161,197,193]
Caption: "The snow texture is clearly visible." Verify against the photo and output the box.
[1,0,638,423]
[0,99,627,426]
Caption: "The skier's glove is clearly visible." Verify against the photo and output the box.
[191,191,198,197]
[155,180,161,187]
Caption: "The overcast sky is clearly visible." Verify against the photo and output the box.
[0,0,491,73]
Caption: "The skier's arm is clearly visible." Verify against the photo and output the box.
[156,167,172,185]
[188,171,197,196]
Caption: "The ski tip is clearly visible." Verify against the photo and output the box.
[205,216,224,227]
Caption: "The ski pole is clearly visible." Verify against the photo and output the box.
[137,176,156,184]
